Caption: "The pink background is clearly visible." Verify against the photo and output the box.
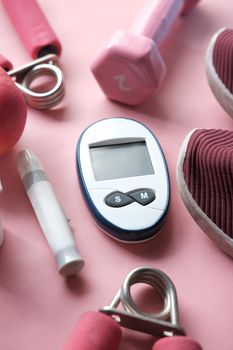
[0,1,233,349]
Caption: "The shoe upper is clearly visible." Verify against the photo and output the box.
[213,29,233,94]
[182,129,233,238]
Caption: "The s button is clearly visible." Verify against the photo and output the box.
[105,192,133,208]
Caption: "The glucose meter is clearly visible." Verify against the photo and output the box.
[76,118,170,242]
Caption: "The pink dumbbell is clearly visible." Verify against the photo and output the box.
[63,267,203,350]
[91,0,200,106]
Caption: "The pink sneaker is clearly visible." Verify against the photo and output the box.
[206,28,233,118]
[177,129,233,257]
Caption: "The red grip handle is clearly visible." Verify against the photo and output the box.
[182,0,200,15]
[0,54,13,70]
[152,336,203,350]
[63,312,122,350]
[2,0,62,59]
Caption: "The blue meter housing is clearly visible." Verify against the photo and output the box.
[76,118,170,243]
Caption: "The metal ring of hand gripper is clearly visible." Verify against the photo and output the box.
[120,267,178,322]
[15,63,65,109]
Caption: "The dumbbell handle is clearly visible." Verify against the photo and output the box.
[131,0,185,46]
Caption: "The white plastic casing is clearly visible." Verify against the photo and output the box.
[17,149,85,276]
[77,118,170,242]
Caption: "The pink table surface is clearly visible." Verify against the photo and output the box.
[0,1,233,350]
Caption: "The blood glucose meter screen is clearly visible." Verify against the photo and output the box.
[90,141,154,181]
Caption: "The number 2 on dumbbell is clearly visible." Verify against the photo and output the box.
[91,0,200,105]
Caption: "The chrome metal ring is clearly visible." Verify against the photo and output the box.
[16,63,65,109]
[101,267,184,337]
[120,267,178,322]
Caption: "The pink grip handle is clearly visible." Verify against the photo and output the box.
[63,312,122,350]
[182,0,200,14]
[2,0,62,59]
[152,336,203,350]
[0,54,13,70]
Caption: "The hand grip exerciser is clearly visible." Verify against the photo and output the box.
[91,0,200,106]
[63,267,203,350]
[0,0,64,109]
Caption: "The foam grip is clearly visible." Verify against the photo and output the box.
[0,182,3,246]
[2,0,62,59]
[182,0,200,15]
[0,54,13,71]
[0,67,27,156]
[0,219,3,247]
[63,312,122,350]
[152,336,203,350]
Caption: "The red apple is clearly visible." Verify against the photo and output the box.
[0,67,27,156]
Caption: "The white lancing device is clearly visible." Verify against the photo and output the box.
[17,149,85,276]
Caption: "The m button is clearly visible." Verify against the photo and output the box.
[128,189,155,206]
